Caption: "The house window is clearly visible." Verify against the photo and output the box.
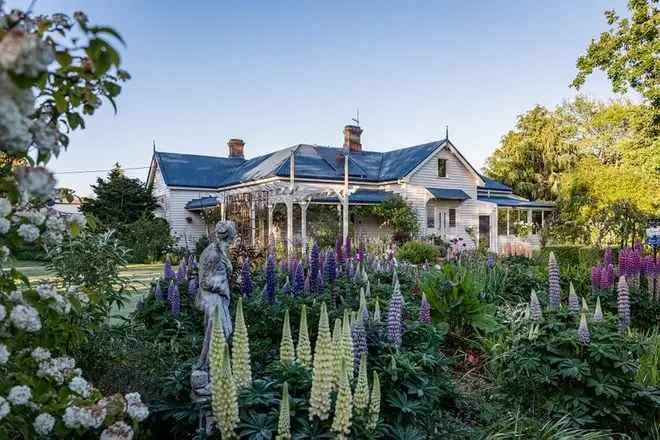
[427,207,435,228]
[449,208,456,227]
[437,159,447,177]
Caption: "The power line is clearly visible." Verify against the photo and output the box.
[54,166,149,175]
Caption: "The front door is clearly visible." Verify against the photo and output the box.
[478,215,490,249]
[438,208,449,238]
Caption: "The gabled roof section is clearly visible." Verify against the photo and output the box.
[379,140,445,181]
[154,151,245,188]
[478,175,512,191]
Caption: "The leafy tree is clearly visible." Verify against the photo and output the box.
[484,105,578,201]
[81,163,159,228]
[572,0,660,116]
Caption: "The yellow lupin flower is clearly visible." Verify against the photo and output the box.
[212,345,239,439]
[367,371,381,431]
[331,359,353,440]
[309,303,334,421]
[280,309,295,364]
[353,353,369,414]
[232,297,252,388]
[296,304,312,367]
[276,382,291,440]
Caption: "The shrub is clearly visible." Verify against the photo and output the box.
[397,240,440,265]
[119,215,175,263]
[491,308,660,436]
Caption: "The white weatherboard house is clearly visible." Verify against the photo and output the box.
[147,125,553,253]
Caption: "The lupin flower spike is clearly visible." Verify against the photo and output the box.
[341,310,354,377]
[211,345,239,440]
[351,316,367,372]
[280,309,295,364]
[331,359,353,440]
[581,296,589,313]
[387,286,404,346]
[167,281,180,317]
[578,313,591,345]
[277,382,291,440]
[241,257,253,297]
[296,304,312,367]
[593,297,604,321]
[419,293,431,324]
[232,297,252,388]
[264,254,276,304]
[367,371,381,431]
[529,290,542,321]
[617,276,630,333]
[309,303,334,421]
[353,353,369,414]
[568,282,579,313]
[373,297,381,323]
[293,261,305,297]
[331,318,343,389]
[548,251,561,310]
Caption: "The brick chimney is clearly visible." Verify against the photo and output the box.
[343,125,363,153]
[227,138,245,159]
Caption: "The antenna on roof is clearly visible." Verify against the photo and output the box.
[352,108,360,127]
[152,139,156,152]
[445,125,449,140]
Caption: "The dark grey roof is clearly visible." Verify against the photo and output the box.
[185,196,218,210]
[312,189,395,205]
[478,176,512,191]
[153,140,453,189]
[427,187,471,200]
[477,195,554,208]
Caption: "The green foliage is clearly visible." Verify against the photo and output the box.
[491,308,660,435]
[421,264,498,339]
[81,164,159,228]
[396,240,440,265]
[484,414,615,439]
[359,195,419,243]
[572,0,660,114]
[119,214,175,263]
[638,330,660,386]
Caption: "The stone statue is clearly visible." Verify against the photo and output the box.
[196,220,236,370]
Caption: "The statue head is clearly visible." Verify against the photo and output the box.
[214,220,237,245]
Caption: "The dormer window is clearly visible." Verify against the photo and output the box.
[437,159,447,177]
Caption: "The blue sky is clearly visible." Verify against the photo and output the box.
[9,0,630,195]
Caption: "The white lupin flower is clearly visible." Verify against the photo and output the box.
[17,223,39,242]
[0,396,9,420]
[0,304,6,321]
[100,421,134,440]
[8,385,31,405]
[10,304,41,332]
[0,198,12,217]
[31,347,51,362]
[33,413,55,435]
[0,218,10,234]
[68,376,92,398]
[0,344,9,364]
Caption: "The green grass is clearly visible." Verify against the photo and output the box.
[18,260,164,323]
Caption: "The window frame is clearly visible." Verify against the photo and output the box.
[426,206,435,229]
[437,159,447,178]
[448,208,456,227]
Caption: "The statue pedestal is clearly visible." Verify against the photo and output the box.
[191,369,215,435]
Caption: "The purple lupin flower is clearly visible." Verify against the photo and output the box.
[357,242,365,263]
[176,260,187,282]
[530,290,542,321]
[325,251,337,285]
[187,278,198,300]
[487,253,496,270]
[279,258,288,274]
[344,236,352,261]
[241,257,253,297]
[304,272,310,296]
[167,281,181,317]
[577,313,590,345]
[310,243,320,294]
[601,264,614,289]
[264,254,276,304]
[163,259,175,281]
[351,317,367,372]
[591,266,601,291]
[617,276,630,333]
[336,238,345,269]
[293,261,305,297]
[419,294,431,324]
[154,281,164,300]
[548,252,561,310]
[568,283,580,313]
[603,247,613,267]
[387,282,404,346]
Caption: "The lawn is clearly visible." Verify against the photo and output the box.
[18,260,163,321]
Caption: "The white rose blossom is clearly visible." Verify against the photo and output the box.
[17,223,39,242]
[33,412,55,435]
[100,421,134,440]
[68,376,92,398]
[0,198,12,217]
[10,304,41,332]
[31,347,51,362]
[0,217,10,234]
[7,385,31,405]
[0,396,9,420]
[0,344,9,364]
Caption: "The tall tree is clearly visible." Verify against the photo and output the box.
[572,0,660,117]
[81,163,159,228]
[484,105,578,201]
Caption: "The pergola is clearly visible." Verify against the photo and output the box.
[186,149,391,255]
